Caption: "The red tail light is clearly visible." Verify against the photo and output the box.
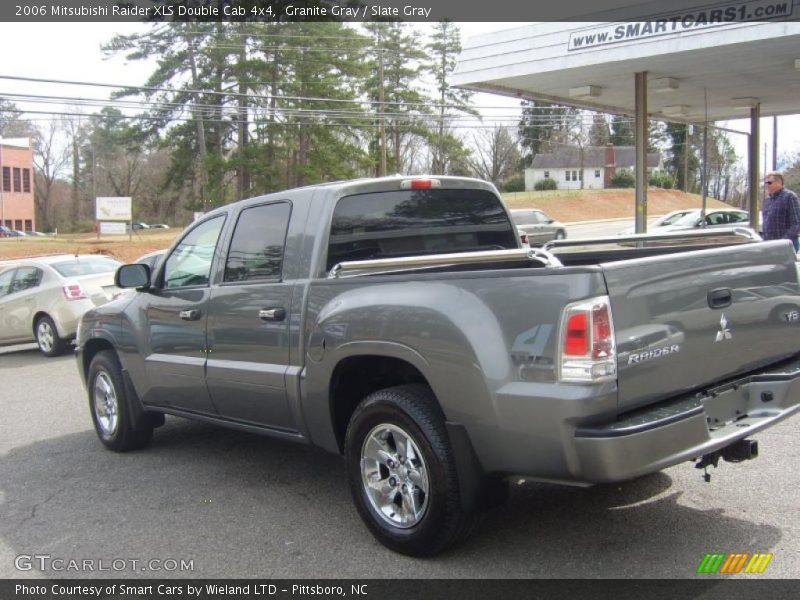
[63,283,88,301]
[559,296,616,382]
[401,178,441,190]
[519,232,529,245]
[564,312,589,355]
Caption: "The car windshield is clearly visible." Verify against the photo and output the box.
[660,211,692,226]
[51,257,122,277]
[670,212,702,227]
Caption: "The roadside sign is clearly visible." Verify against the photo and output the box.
[96,197,132,221]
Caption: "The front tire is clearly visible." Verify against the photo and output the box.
[88,350,153,452]
[344,384,478,556]
[35,315,66,357]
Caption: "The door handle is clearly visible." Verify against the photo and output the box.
[259,307,286,322]
[708,288,733,309]
[179,309,202,321]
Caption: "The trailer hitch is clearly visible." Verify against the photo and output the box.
[695,439,759,482]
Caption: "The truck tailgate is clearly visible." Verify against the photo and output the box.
[602,241,800,412]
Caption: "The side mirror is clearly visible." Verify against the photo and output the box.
[115,264,151,289]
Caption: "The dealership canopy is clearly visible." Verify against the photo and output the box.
[452,4,800,230]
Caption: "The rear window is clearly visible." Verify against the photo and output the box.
[327,189,517,271]
[51,257,122,277]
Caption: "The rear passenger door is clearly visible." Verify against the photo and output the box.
[205,201,297,431]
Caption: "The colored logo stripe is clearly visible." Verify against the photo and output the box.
[697,553,773,574]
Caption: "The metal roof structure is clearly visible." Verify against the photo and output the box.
[453,13,800,231]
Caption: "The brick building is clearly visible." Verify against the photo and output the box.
[0,137,35,232]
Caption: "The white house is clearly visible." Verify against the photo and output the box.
[524,144,661,190]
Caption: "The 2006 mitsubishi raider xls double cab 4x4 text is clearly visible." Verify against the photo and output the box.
[76,176,800,556]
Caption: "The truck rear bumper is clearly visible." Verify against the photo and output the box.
[573,356,800,482]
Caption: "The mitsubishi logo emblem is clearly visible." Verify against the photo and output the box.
[715,313,732,342]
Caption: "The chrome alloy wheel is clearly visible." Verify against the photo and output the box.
[93,371,119,438]
[360,423,430,528]
[36,320,54,353]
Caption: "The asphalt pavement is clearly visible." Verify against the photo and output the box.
[1,343,799,579]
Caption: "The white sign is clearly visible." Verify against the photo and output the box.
[96,197,132,221]
[568,0,794,51]
[99,221,127,235]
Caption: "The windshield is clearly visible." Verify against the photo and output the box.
[51,257,122,277]
[660,211,692,226]
[670,212,702,227]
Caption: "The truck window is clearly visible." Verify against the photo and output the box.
[224,202,292,282]
[163,216,225,289]
[327,189,517,271]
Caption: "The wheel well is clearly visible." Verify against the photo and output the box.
[330,356,430,453]
[31,311,51,336]
[82,339,116,379]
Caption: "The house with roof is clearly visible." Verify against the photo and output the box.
[524,143,662,191]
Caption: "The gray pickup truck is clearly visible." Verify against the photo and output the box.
[75,176,800,556]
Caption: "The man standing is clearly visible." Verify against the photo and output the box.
[762,172,800,252]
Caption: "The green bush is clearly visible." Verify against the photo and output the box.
[534,178,558,191]
[648,171,675,189]
[501,175,525,193]
[610,169,635,188]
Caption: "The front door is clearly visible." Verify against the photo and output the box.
[139,215,226,414]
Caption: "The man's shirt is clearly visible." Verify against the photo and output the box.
[762,187,800,241]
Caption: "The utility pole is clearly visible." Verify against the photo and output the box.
[772,115,778,171]
[378,43,387,177]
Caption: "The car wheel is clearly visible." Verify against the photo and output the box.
[35,315,66,357]
[555,230,566,240]
[344,384,479,556]
[88,350,153,452]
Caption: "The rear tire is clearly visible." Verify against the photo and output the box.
[88,350,153,452]
[35,315,66,357]
[344,384,479,556]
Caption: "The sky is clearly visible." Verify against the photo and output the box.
[0,21,798,170]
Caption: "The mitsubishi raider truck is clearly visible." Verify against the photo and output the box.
[75,176,800,556]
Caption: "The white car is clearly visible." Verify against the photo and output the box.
[0,254,122,356]
[618,209,696,235]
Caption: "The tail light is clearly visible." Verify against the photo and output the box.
[63,282,88,301]
[519,232,529,245]
[400,178,441,190]
[558,295,616,383]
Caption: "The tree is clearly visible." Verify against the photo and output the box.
[518,101,578,166]
[32,120,71,231]
[588,114,610,146]
[0,100,36,138]
[427,21,476,174]
[467,125,521,185]
[609,115,634,146]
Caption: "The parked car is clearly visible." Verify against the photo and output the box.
[650,208,749,233]
[509,208,566,245]
[0,254,122,356]
[149,223,170,229]
[0,225,11,238]
[77,175,800,556]
[618,209,696,235]
[131,222,150,230]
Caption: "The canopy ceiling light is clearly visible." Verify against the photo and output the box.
[650,77,679,92]
[568,85,601,98]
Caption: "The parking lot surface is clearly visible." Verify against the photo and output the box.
[1,343,799,579]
